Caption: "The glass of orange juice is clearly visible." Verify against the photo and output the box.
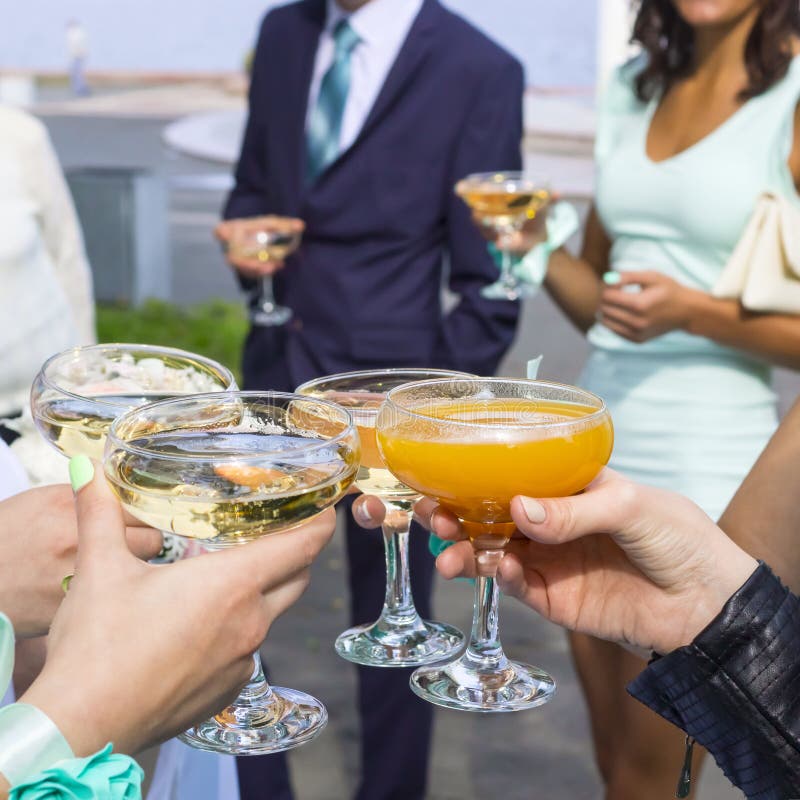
[376,377,613,711]
[296,369,472,667]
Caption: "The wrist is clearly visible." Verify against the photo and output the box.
[672,551,759,652]
[0,703,74,787]
[682,288,710,335]
[20,676,107,759]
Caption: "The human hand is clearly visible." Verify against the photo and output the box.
[470,208,548,255]
[420,469,758,655]
[215,215,305,278]
[0,485,162,639]
[599,271,698,342]
[21,459,335,757]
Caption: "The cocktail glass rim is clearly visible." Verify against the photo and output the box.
[35,343,237,411]
[296,367,477,418]
[106,389,358,467]
[382,377,609,431]
[454,171,551,197]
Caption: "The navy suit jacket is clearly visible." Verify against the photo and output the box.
[226,0,524,389]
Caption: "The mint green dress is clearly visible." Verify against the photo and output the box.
[581,55,800,519]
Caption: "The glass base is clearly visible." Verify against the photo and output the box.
[335,619,464,667]
[481,280,537,302]
[179,686,327,755]
[251,304,293,327]
[410,658,556,712]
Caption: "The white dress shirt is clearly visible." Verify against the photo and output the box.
[306,0,424,155]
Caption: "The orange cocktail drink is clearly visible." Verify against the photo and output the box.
[378,398,613,539]
[376,378,613,713]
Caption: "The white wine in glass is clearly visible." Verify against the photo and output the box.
[455,172,550,301]
[31,344,235,460]
[105,391,360,754]
[228,229,302,327]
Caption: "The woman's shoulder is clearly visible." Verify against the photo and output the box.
[615,52,650,89]
[601,53,650,115]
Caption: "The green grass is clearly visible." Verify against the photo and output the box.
[96,299,248,384]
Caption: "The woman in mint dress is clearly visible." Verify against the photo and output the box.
[490,0,800,794]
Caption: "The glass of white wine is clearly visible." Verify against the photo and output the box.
[104,391,360,754]
[228,229,302,327]
[455,171,551,301]
[30,344,236,460]
[30,344,237,562]
[296,369,471,667]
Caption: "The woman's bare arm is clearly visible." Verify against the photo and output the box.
[544,205,611,332]
[719,396,800,593]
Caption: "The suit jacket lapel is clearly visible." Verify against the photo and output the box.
[313,0,441,185]
[357,0,439,142]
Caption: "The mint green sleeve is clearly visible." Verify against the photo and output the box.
[595,54,648,165]
[0,613,142,799]
[8,744,143,800]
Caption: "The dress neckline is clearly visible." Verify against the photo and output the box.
[642,54,800,168]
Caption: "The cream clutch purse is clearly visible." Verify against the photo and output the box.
[712,192,800,313]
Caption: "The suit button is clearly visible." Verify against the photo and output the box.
[290,317,303,332]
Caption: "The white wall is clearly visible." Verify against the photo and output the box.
[0,0,596,88]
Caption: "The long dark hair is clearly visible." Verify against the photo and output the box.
[632,0,800,101]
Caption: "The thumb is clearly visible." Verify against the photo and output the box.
[214,221,233,242]
[614,270,659,287]
[509,469,636,545]
[69,456,131,568]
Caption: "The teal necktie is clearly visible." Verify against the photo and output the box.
[306,19,361,182]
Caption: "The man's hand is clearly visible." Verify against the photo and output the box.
[215,215,305,279]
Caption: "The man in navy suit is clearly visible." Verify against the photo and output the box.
[218,1,523,797]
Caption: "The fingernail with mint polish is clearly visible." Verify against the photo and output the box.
[68,455,94,493]
[603,271,621,286]
[520,497,547,524]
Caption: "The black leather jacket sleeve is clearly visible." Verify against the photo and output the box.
[627,563,800,800]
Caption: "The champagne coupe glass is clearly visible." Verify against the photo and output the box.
[455,172,551,301]
[30,344,237,460]
[104,391,360,754]
[297,369,472,667]
[30,344,237,562]
[376,378,613,711]
[228,228,302,327]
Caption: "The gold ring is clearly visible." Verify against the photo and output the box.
[61,574,74,593]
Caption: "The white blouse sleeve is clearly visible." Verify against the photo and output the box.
[28,123,97,345]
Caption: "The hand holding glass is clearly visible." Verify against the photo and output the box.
[104,392,360,754]
[456,172,551,301]
[376,378,613,712]
[228,227,302,327]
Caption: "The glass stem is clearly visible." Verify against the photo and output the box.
[260,275,276,310]
[496,224,518,290]
[215,653,278,729]
[377,502,425,632]
[499,245,514,288]
[462,547,508,672]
